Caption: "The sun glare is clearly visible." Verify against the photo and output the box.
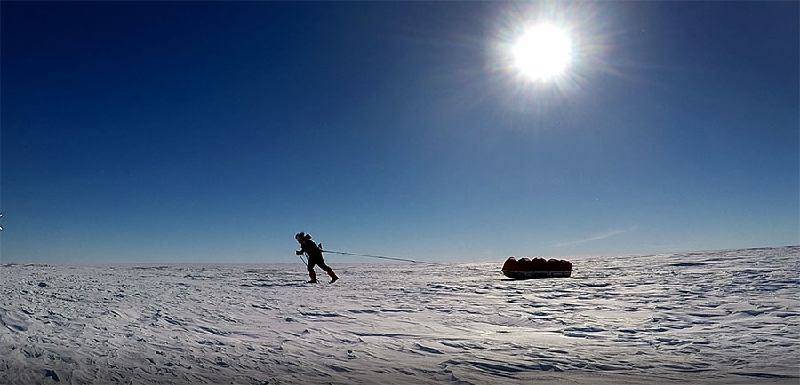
[512,23,572,82]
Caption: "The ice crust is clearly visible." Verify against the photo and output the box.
[1,246,798,384]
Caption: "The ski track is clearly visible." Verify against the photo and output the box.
[0,246,798,384]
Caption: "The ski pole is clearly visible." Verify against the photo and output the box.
[297,253,308,267]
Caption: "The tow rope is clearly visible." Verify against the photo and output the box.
[322,249,419,263]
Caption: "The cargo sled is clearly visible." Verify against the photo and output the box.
[501,257,572,279]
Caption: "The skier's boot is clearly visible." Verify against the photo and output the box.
[326,268,339,284]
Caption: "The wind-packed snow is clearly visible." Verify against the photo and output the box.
[1,246,798,384]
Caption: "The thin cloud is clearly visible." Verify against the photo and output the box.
[552,226,637,248]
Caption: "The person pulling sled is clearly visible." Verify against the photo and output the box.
[295,232,339,284]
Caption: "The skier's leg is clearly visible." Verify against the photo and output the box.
[318,260,338,283]
[307,261,318,283]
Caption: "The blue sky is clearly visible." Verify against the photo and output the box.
[1,2,797,263]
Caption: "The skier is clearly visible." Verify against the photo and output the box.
[295,232,339,284]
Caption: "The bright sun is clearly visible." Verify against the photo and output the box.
[512,23,573,82]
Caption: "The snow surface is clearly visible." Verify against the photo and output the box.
[1,246,798,384]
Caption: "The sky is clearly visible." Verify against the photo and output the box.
[1,2,797,263]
